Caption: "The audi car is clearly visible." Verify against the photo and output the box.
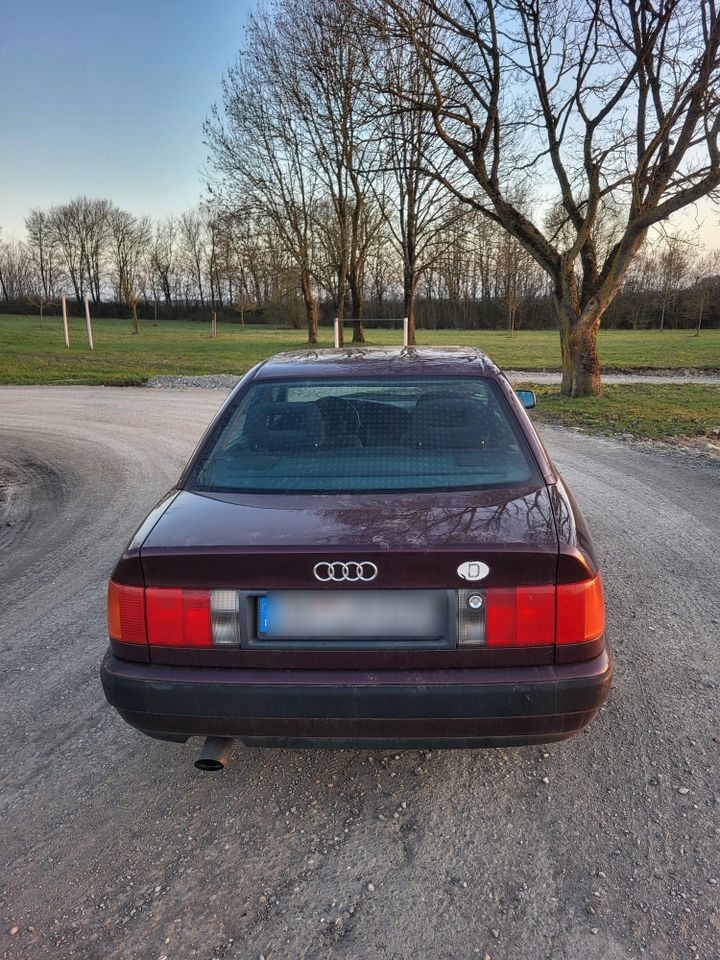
[101,347,612,760]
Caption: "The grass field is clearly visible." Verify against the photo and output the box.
[528,384,720,441]
[1,314,718,442]
[0,313,718,385]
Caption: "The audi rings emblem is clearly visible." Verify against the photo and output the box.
[313,561,378,583]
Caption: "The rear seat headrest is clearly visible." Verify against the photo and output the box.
[244,402,324,450]
[404,397,488,448]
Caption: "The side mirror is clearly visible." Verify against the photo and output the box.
[515,389,536,409]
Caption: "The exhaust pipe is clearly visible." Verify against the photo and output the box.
[194,736,235,771]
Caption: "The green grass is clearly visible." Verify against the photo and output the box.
[528,384,720,441]
[0,313,718,385]
[1,314,717,442]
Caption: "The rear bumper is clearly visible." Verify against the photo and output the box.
[100,647,612,748]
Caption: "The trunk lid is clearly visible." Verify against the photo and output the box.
[139,484,558,589]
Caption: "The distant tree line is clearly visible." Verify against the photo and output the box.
[1,199,718,335]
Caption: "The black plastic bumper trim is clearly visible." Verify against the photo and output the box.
[101,648,612,722]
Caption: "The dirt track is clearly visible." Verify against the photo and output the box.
[1,385,718,960]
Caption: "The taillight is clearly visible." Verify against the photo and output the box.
[556,574,605,644]
[457,576,604,648]
[107,578,605,651]
[485,586,555,647]
[145,588,212,647]
[107,581,146,644]
[107,581,219,648]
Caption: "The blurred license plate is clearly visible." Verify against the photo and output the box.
[258,591,445,640]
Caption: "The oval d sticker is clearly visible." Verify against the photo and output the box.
[457,561,490,581]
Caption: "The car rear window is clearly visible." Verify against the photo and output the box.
[187,377,541,494]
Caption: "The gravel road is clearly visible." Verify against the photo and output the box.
[1,386,718,960]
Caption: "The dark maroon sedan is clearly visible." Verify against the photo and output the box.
[101,347,611,766]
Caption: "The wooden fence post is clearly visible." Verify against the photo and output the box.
[84,296,94,350]
[62,295,70,348]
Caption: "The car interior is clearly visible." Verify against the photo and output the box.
[234,393,515,452]
[190,381,538,492]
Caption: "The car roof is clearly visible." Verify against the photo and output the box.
[252,346,501,380]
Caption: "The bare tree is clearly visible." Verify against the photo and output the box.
[150,217,177,307]
[278,0,381,343]
[688,249,720,337]
[48,197,111,305]
[364,225,401,304]
[621,251,656,329]
[227,214,274,307]
[655,232,693,331]
[178,209,207,308]
[208,213,247,312]
[369,4,468,343]
[108,208,152,333]
[206,16,324,343]
[496,231,538,337]
[25,209,58,301]
[376,0,720,394]
[49,201,86,302]
[0,235,33,301]
[81,198,112,305]
[0,231,6,302]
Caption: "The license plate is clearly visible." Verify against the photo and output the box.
[258,591,446,640]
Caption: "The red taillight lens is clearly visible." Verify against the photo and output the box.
[483,577,604,647]
[556,574,605,644]
[485,586,555,647]
[108,582,216,648]
[145,587,212,647]
[107,581,147,644]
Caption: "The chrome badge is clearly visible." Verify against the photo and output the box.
[457,561,490,582]
[313,561,378,583]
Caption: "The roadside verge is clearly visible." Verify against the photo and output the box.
[522,383,720,458]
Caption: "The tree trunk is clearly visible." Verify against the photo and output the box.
[348,272,365,344]
[693,292,705,337]
[556,295,602,397]
[301,271,318,344]
[568,325,601,396]
[131,301,139,335]
[404,267,417,346]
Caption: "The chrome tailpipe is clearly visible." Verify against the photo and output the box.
[194,736,235,771]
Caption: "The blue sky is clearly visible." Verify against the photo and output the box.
[0,0,252,236]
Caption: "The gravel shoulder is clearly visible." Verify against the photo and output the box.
[506,369,720,385]
[0,385,718,960]
[144,370,720,390]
